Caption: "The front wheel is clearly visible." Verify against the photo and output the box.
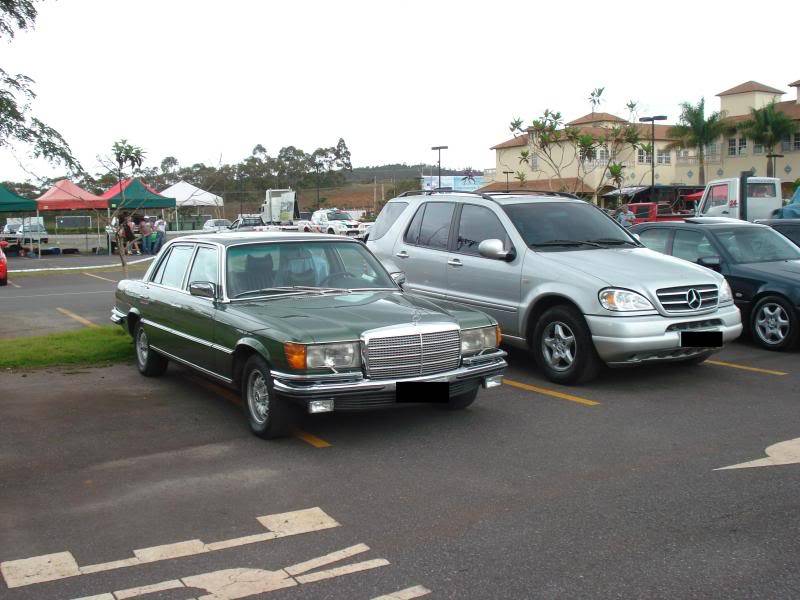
[751,296,798,351]
[532,305,601,384]
[135,322,168,376]
[241,355,295,439]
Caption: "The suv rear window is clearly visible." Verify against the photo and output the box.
[370,201,408,240]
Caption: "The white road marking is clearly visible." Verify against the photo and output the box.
[0,290,112,300]
[8,280,21,288]
[1,507,339,588]
[372,585,432,599]
[67,544,389,600]
[84,272,117,283]
[716,437,800,470]
[8,256,154,274]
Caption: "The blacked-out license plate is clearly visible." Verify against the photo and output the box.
[680,330,723,348]
[396,381,449,403]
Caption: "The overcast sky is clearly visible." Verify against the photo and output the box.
[1,0,797,182]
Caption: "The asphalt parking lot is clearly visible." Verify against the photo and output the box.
[1,271,799,598]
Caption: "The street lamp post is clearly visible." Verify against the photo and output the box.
[502,170,514,193]
[639,115,667,197]
[431,146,448,190]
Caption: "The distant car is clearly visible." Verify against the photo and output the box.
[2,223,21,235]
[202,219,232,233]
[755,219,800,248]
[632,218,800,351]
[0,241,7,286]
[309,209,370,237]
[227,217,265,232]
[16,224,48,244]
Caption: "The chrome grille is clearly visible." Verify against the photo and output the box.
[656,284,718,313]
[364,328,461,379]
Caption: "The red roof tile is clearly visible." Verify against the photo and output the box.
[717,81,785,96]
[566,112,626,126]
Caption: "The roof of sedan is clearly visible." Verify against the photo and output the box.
[171,231,353,246]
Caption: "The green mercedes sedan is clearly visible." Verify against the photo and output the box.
[111,232,507,438]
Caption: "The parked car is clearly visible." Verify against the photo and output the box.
[15,223,48,244]
[308,209,370,237]
[755,219,800,248]
[202,218,232,233]
[632,218,800,351]
[0,240,8,286]
[227,216,266,232]
[111,232,507,439]
[1,222,21,240]
[368,191,742,384]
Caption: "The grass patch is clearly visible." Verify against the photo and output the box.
[0,326,134,370]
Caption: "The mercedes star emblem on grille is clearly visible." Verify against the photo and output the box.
[686,288,702,310]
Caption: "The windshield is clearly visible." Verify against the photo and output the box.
[327,211,353,221]
[226,241,395,298]
[503,202,636,249]
[713,227,800,264]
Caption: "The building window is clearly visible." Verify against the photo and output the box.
[738,138,747,156]
[782,134,792,152]
[728,138,737,157]
[656,149,671,165]
[754,143,764,155]
[637,148,651,164]
[795,133,800,151]
[705,143,719,157]
[597,147,609,162]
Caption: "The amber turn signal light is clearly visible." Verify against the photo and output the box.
[284,342,306,370]
[495,325,502,348]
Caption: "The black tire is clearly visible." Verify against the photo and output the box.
[532,305,601,384]
[134,321,168,377]
[681,350,714,366]
[750,295,798,351]
[444,387,479,410]
[241,355,295,439]
[0,276,6,287]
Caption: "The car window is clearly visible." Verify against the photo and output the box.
[187,246,219,287]
[705,184,729,210]
[150,248,172,282]
[455,204,509,255]
[333,244,384,284]
[638,228,671,254]
[157,245,194,288]
[672,230,716,263]
[417,202,454,250]
[404,204,425,245]
[714,227,800,263]
[773,225,800,246]
[370,201,408,240]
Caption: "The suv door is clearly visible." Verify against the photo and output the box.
[391,201,455,300]
[445,203,521,332]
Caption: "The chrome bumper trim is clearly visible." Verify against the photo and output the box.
[110,307,126,324]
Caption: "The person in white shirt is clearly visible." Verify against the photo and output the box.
[153,218,167,253]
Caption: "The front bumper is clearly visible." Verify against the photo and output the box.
[270,349,507,411]
[586,303,742,366]
[110,307,126,325]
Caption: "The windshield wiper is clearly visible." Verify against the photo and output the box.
[530,239,604,248]
[584,238,641,247]
[232,286,350,299]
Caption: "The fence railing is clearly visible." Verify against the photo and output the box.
[676,154,722,166]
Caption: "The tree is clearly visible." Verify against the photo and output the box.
[0,1,81,172]
[588,87,605,114]
[666,98,730,185]
[606,162,626,204]
[737,102,798,177]
[110,139,146,276]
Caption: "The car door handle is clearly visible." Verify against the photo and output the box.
[395,251,409,258]
[447,258,463,267]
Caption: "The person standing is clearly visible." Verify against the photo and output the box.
[616,203,635,229]
[139,218,152,255]
[153,216,167,254]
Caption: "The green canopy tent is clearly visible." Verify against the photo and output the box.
[101,178,177,210]
[0,184,41,257]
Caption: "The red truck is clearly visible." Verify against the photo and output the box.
[628,202,692,225]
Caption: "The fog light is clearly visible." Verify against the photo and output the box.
[483,375,503,389]
[308,399,334,414]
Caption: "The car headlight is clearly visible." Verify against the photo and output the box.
[284,342,361,370]
[461,325,500,356]
[718,280,733,305]
[598,288,654,312]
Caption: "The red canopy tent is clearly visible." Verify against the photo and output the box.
[36,179,106,211]
[684,190,704,202]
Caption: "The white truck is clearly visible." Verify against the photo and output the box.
[695,176,783,221]
[259,189,306,231]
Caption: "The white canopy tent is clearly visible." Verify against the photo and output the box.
[161,180,223,208]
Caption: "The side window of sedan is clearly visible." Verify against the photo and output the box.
[157,245,195,288]
[672,230,716,263]
[638,228,671,254]
[455,205,510,255]
[187,246,219,287]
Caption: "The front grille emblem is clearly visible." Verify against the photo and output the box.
[686,288,702,309]
[411,310,422,325]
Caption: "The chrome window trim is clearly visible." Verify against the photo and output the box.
[142,318,233,354]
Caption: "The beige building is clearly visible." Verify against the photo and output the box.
[484,79,800,200]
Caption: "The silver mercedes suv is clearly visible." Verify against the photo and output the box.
[367,191,743,384]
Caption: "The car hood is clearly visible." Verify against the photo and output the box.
[733,259,800,284]
[539,247,723,291]
[227,290,493,343]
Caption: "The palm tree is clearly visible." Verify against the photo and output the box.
[588,87,604,114]
[666,98,730,185]
[737,102,798,177]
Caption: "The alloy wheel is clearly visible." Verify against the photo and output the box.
[136,327,149,366]
[542,321,576,372]
[755,303,790,345]
[247,370,270,425]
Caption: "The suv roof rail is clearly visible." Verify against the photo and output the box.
[483,190,580,199]
[398,189,486,198]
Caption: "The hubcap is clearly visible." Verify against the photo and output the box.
[136,328,149,366]
[542,321,576,372]
[755,303,790,345]
[247,370,270,425]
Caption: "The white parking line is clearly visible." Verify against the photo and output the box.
[372,585,432,599]
[0,290,112,300]
[716,437,800,470]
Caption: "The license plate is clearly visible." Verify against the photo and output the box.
[680,330,723,348]
[396,381,449,403]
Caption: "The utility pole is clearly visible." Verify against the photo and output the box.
[639,115,667,198]
[503,170,513,193]
[431,146,448,189]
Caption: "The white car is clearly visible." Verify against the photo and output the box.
[306,209,370,237]
[202,219,232,233]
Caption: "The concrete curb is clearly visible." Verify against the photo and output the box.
[9,256,155,274]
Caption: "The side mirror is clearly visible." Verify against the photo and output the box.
[189,281,217,299]
[697,255,722,271]
[390,272,407,289]
[478,239,513,261]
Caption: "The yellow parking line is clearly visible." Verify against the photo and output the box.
[291,428,332,448]
[707,360,787,376]
[84,272,116,283]
[503,378,600,406]
[56,307,100,329]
